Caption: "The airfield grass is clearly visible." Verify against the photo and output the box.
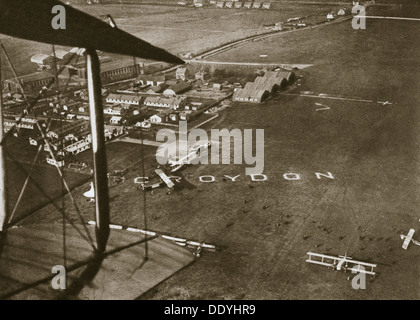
[3,5,420,299]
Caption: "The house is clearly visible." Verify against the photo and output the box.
[244,2,252,9]
[209,0,217,4]
[149,114,164,123]
[234,2,243,8]
[144,96,186,109]
[225,1,233,8]
[216,1,224,8]
[337,8,348,15]
[163,82,192,96]
[194,0,204,7]
[253,2,262,9]
[327,13,334,20]
[176,67,190,80]
[30,54,54,69]
[262,2,271,9]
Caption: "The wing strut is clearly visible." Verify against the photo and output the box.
[86,48,110,253]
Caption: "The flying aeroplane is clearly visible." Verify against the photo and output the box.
[306,252,377,276]
[400,229,420,250]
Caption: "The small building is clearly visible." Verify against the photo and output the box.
[225,1,233,8]
[104,106,123,116]
[146,84,168,94]
[216,1,224,8]
[234,2,243,8]
[262,2,271,9]
[327,13,334,20]
[179,111,192,121]
[213,83,222,91]
[252,2,261,9]
[176,67,190,80]
[244,2,252,9]
[194,0,204,7]
[65,140,90,155]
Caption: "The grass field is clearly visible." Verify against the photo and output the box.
[2,3,420,300]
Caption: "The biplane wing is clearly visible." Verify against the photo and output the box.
[0,0,184,64]
[306,252,377,276]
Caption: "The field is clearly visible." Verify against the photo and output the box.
[2,3,420,300]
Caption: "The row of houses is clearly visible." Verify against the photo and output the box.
[232,70,295,103]
[212,1,271,9]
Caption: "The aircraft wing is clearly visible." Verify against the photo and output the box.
[306,252,339,268]
[0,0,184,64]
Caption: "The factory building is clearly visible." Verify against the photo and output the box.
[78,60,144,84]
[3,72,55,94]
